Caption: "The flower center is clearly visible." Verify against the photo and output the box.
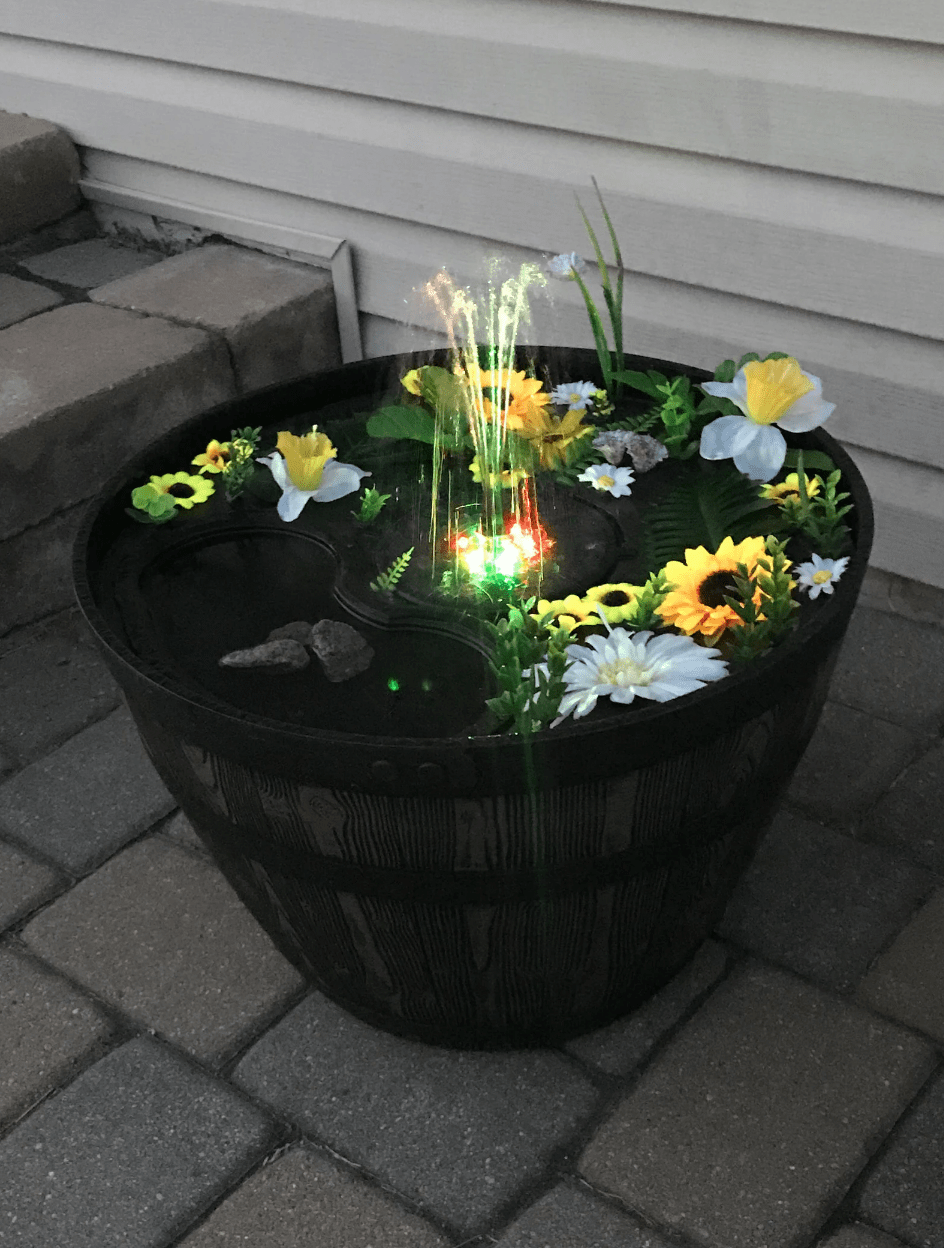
[167,483,195,498]
[698,570,741,609]
[596,474,616,490]
[743,358,814,426]
[812,569,833,584]
[598,657,653,687]
[601,590,631,606]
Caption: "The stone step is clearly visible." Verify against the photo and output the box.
[0,110,80,243]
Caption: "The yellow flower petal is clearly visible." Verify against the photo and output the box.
[743,358,815,426]
[276,428,338,491]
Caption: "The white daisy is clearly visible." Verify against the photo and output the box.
[551,380,597,411]
[795,554,850,599]
[699,357,835,482]
[546,252,586,280]
[554,626,727,722]
[578,463,635,498]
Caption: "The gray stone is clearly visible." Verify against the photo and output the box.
[0,111,80,242]
[566,939,729,1075]
[0,501,88,635]
[0,612,120,761]
[21,836,304,1064]
[20,238,162,288]
[818,1226,909,1248]
[856,887,944,1043]
[160,808,207,853]
[857,1069,944,1248]
[0,301,235,539]
[579,961,934,1248]
[178,1145,450,1247]
[91,243,342,392]
[627,432,669,472]
[859,741,944,874]
[309,619,374,682]
[0,272,63,329]
[219,638,310,673]
[718,809,935,990]
[831,606,944,732]
[0,705,175,872]
[0,1035,275,1248]
[0,944,113,1129]
[267,620,314,645]
[860,567,944,629]
[234,993,599,1233]
[787,702,921,827]
[0,837,63,930]
[493,1182,673,1247]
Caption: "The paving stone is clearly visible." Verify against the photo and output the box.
[831,607,944,733]
[0,704,175,872]
[0,301,235,538]
[0,1035,275,1248]
[178,1145,449,1247]
[0,837,63,929]
[579,961,935,1248]
[859,741,944,875]
[787,702,920,827]
[0,110,80,242]
[566,939,730,1076]
[19,238,162,288]
[493,1182,673,1247]
[856,888,944,1043]
[21,836,303,1063]
[857,1069,944,1248]
[818,1226,909,1248]
[0,272,63,329]
[0,501,87,635]
[0,943,114,1129]
[234,993,599,1234]
[160,808,208,853]
[91,243,341,392]
[718,809,935,991]
[0,613,120,761]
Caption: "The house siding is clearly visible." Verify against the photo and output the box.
[1,0,941,584]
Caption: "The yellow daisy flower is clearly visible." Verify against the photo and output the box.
[584,583,643,625]
[532,594,596,632]
[657,536,780,643]
[760,473,822,504]
[149,472,215,509]
[191,439,232,475]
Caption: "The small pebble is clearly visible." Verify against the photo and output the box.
[218,639,310,673]
[309,620,374,682]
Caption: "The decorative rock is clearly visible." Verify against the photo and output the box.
[309,620,374,682]
[267,620,314,645]
[626,432,669,472]
[218,639,309,672]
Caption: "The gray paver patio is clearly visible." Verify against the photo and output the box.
[0,704,175,872]
[0,838,63,929]
[856,1070,944,1248]
[492,1182,673,1247]
[234,992,600,1234]
[20,238,162,288]
[830,607,944,732]
[578,961,935,1248]
[818,1227,910,1248]
[856,887,944,1043]
[0,1036,276,1248]
[0,272,62,329]
[178,1145,451,1247]
[859,740,944,874]
[20,836,304,1064]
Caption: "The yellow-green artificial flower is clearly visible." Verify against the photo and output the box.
[584,583,643,625]
[469,457,529,489]
[532,594,596,632]
[191,439,232,475]
[148,472,215,509]
[760,472,822,505]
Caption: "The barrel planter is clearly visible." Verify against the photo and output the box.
[74,348,873,1048]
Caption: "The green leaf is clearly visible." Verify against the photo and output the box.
[610,370,664,398]
[736,352,761,370]
[714,359,737,383]
[366,406,437,444]
[782,449,837,474]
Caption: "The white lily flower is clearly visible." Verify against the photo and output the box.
[551,380,597,411]
[795,554,850,599]
[257,428,370,521]
[699,357,835,482]
[578,463,635,498]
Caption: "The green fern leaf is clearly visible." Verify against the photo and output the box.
[641,471,785,570]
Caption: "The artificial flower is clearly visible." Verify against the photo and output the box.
[514,407,593,470]
[257,428,370,522]
[760,472,822,504]
[532,594,595,632]
[148,472,215,509]
[401,368,423,395]
[469,457,528,489]
[546,252,586,280]
[584,582,642,625]
[465,367,551,428]
[130,482,177,519]
[554,625,727,721]
[658,536,775,643]
[795,554,849,598]
[191,439,232,475]
[551,381,597,411]
[700,357,836,481]
[578,464,634,497]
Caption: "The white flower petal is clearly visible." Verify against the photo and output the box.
[732,423,787,481]
[277,485,310,522]
[315,461,371,502]
[700,414,758,461]
[258,452,289,490]
[702,371,749,414]
[777,396,836,433]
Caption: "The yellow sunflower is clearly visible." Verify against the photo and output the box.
[513,407,593,470]
[760,473,821,505]
[149,472,215,509]
[467,368,552,428]
[584,583,644,625]
[657,536,780,643]
[191,439,232,474]
[532,594,596,632]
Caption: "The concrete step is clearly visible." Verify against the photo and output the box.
[0,110,80,243]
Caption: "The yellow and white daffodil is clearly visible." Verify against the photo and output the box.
[258,428,370,522]
[699,357,835,482]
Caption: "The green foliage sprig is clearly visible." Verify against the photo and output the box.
[483,601,570,736]
[723,537,799,662]
[641,471,784,571]
[621,570,671,630]
[784,453,852,559]
[370,547,414,593]
[352,487,391,523]
[222,426,262,500]
[571,179,625,399]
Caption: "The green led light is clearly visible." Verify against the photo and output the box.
[387,677,400,692]
[421,679,433,693]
